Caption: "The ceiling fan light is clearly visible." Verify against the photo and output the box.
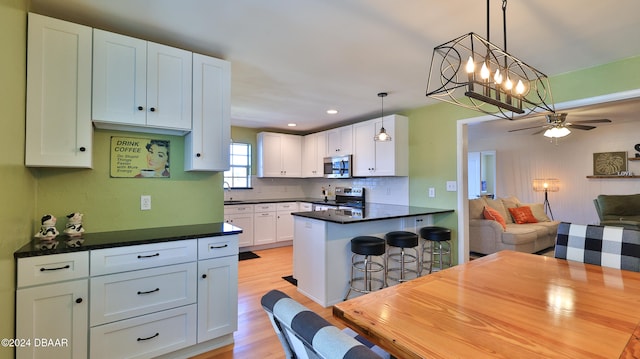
[544,126,571,138]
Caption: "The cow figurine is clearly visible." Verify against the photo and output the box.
[63,212,85,237]
[34,214,59,240]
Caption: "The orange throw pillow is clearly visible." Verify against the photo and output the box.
[508,206,538,224]
[483,206,506,230]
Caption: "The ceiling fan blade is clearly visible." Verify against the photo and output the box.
[571,118,612,124]
[508,125,545,132]
[567,124,596,130]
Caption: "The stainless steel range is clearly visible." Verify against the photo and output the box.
[334,187,365,209]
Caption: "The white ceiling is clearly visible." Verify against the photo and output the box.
[29,0,640,133]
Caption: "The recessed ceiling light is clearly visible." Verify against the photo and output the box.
[287,123,297,127]
[326,109,338,115]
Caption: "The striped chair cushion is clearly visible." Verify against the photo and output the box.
[261,290,389,359]
[555,222,640,272]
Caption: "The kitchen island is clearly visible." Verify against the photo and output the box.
[292,204,454,307]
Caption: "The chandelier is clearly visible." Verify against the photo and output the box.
[426,0,555,120]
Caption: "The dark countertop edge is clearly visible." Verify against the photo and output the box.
[225,198,338,206]
[291,207,455,224]
[14,222,243,259]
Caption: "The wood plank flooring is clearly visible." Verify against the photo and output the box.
[191,246,343,359]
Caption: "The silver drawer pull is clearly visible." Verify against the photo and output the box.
[137,288,160,295]
[210,244,228,250]
[137,253,160,259]
[137,333,159,341]
[40,264,70,272]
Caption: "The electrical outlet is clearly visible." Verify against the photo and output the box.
[428,187,435,198]
[141,195,151,210]
[446,181,457,192]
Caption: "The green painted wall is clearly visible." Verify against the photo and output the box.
[34,130,224,233]
[0,1,31,357]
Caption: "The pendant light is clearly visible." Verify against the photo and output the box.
[374,92,392,142]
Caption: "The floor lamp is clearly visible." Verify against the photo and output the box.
[532,179,559,220]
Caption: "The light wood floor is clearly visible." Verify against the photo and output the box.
[191,246,343,359]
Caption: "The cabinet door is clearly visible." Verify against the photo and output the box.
[281,134,302,177]
[327,126,352,154]
[352,120,376,176]
[26,13,93,168]
[197,256,238,342]
[16,279,88,359]
[372,117,397,176]
[225,213,254,248]
[253,211,277,245]
[186,54,231,171]
[257,132,284,177]
[277,211,295,242]
[302,132,327,177]
[146,42,192,130]
[92,29,147,126]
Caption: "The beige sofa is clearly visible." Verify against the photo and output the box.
[469,196,560,255]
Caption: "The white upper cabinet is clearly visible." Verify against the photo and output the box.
[92,29,192,135]
[257,132,302,177]
[25,13,93,168]
[326,125,353,155]
[185,54,231,171]
[353,114,409,177]
[302,131,327,177]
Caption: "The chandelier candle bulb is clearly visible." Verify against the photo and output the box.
[493,69,503,100]
[466,56,475,91]
[480,62,490,96]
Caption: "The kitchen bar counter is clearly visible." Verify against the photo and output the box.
[14,222,242,258]
[293,204,454,307]
[291,204,453,223]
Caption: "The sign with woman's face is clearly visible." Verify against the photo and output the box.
[110,136,170,178]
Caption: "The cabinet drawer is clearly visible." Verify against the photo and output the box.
[277,202,298,211]
[90,262,197,326]
[224,204,254,214]
[90,239,197,275]
[198,235,239,260]
[17,251,89,288]
[254,203,276,212]
[90,304,196,359]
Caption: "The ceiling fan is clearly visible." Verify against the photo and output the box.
[508,113,612,138]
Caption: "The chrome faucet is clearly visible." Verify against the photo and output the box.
[223,181,232,201]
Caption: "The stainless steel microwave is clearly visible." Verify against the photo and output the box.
[323,155,352,178]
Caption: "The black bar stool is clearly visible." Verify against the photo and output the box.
[385,231,419,284]
[419,226,452,274]
[344,236,386,300]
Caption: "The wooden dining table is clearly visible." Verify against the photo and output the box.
[333,250,640,359]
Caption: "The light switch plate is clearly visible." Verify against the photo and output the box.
[428,187,435,197]
[446,181,457,192]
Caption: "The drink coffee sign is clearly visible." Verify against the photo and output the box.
[110,136,171,178]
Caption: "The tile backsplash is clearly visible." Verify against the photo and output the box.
[224,176,409,205]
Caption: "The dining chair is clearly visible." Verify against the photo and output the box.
[555,222,640,272]
[261,289,390,359]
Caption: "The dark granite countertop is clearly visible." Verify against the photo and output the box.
[291,204,454,224]
[15,222,242,259]
[224,198,340,206]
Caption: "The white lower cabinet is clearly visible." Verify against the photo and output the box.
[89,305,197,359]
[197,255,238,341]
[253,204,277,245]
[16,235,239,359]
[16,279,88,359]
[16,251,89,359]
[90,262,197,325]
[224,205,255,248]
[276,202,298,242]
